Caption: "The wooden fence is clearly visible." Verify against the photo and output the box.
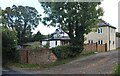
[83,43,107,54]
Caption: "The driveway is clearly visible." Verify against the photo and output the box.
[2,50,119,74]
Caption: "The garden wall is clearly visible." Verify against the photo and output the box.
[20,43,107,64]
[20,48,57,64]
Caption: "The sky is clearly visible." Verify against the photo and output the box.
[0,0,120,35]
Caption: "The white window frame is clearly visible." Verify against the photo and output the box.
[98,28,103,34]
[98,40,103,45]
[88,40,93,44]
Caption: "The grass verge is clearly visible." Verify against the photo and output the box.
[116,47,120,50]
[115,64,120,76]
[8,57,77,69]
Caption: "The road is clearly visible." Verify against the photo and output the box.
[2,50,119,75]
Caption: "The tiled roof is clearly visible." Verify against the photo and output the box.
[42,36,70,41]
[98,19,116,29]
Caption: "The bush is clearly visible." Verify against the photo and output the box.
[25,42,41,50]
[2,27,19,64]
[52,45,83,60]
[43,42,50,48]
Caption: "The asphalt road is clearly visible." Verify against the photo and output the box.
[2,50,119,75]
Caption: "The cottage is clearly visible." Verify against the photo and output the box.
[42,29,70,48]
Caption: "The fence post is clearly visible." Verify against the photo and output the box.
[105,43,107,52]
[96,42,98,52]
[26,50,28,63]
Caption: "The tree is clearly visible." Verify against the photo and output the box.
[40,2,103,49]
[1,5,41,45]
[32,31,43,41]
[2,26,18,64]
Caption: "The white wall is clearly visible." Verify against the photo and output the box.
[116,37,120,48]
[50,40,61,48]
[57,41,61,46]
[50,41,56,48]
[42,40,61,48]
[84,26,116,51]
[42,41,47,46]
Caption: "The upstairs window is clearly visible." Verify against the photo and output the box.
[98,28,103,34]
[111,28,114,33]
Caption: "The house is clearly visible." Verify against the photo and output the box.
[42,29,70,48]
[42,19,116,51]
[116,37,120,48]
[84,19,116,51]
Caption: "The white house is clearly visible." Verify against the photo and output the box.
[84,19,116,50]
[42,29,70,48]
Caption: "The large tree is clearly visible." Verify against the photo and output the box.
[1,5,41,45]
[40,2,103,48]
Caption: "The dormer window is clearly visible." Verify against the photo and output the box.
[52,28,64,39]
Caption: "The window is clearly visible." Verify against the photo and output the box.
[98,40,103,44]
[109,40,111,44]
[88,40,93,44]
[98,41,100,44]
[91,40,93,43]
[98,28,100,33]
[111,28,113,33]
[55,41,57,45]
[113,41,114,45]
[98,28,103,34]
[88,40,90,44]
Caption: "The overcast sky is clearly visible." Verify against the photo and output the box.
[0,0,119,35]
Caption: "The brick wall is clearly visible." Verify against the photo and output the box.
[20,43,107,64]
[20,48,57,64]
[82,43,97,54]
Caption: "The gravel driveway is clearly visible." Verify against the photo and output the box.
[3,50,119,74]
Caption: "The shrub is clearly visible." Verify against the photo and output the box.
[25,42,41,50]
[2,27,19,64]
[52,45,83,60]
[43,42,50,48]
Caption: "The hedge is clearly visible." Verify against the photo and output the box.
[52,45,83,60]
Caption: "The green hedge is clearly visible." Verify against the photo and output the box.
[2,27,19,65]
[52,45,83,59]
